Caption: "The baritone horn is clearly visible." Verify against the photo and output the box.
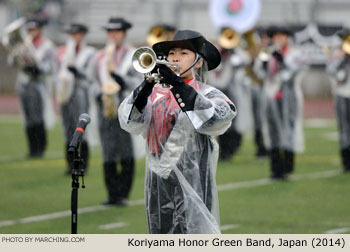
[132,47,180,85]
[1,17,26,49]
[342,35,350,55]
[218,27,241,49]
[1,17,37,67]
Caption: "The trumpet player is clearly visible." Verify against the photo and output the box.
[56,23,96,174]
[326,27,350,173]
[89,17,142,205]
[119,30,236,233]
[6,18,56,158]
[255,26,305,180]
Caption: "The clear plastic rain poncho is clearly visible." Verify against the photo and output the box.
[118,61,236,234]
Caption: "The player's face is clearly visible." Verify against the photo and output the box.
[107,29,126,46]
[27,28,41,39]
[167,48,202,80]
[272,33,288,49]
[70,33,84,44]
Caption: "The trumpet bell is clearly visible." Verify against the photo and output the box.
[132,47,157,73]
[218,28,241,49]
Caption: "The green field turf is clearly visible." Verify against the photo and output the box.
[0,115,349,234]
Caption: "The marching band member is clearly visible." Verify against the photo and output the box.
[56,23,96,174]
[255,26,305,179]
[89,17,142,205]
[119,30,236,233]
[207,27,251,160]
[7,18,56,158]
[327,27,350,173]
[244,28,269,158]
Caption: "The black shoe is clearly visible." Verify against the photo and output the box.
[27,152,44,158]
[256,148,269,158]
[270,174,287,181]
[102,199,128,206]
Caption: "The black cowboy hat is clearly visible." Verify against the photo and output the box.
[152,30,221,71]
[66,23,88,34]
[103,17,132,31]
[336,27,350,40]
[267,25,292,38]
[26,18,47,29]
[256,26,268,37]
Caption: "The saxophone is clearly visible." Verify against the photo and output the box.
[102,43,121,119]
[56,39,76,104]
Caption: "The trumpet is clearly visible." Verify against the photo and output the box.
[132,47,180,86]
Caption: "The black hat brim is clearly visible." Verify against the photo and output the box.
[103,23,132,31]
[153,37,221,71]
[65,27,88,34]
[267,26,292,38]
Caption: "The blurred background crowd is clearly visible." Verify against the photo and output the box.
[0,0,348,96]
[0,0,349,234]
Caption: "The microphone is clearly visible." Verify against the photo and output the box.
[68,114,91,153]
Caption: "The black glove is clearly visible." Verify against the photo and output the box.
[272,51,284,65]
[133,80,155,112]
[345,53,350,62]
[158,64,184,86]
[110,72,126,90]
[262,60,268,71]
[95,93,102,106]
[341,54,350,67]
[23,65,41,78]
[150,64,161,74]
[67,66,84,79]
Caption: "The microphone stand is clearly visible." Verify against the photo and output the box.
[68,147,86,234]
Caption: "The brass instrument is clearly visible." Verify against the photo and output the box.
[243,29,259,58]
[132,47,180,86]
[218,27,241,49]
[2,17,37,67]
[146,25,176,46]
[342,35,350,55]
[242,29,264,84]
[146,26,169,46]
[102,43,121,119]
[56,39,76,104]
[1,18,26,48]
